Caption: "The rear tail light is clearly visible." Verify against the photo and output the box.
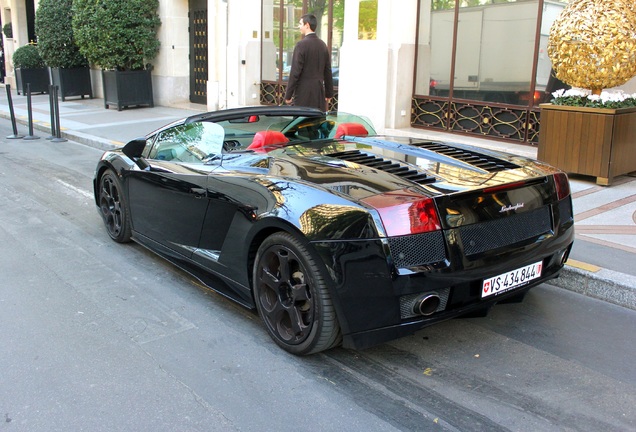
[554,172,570,200]
[362,190,441,236]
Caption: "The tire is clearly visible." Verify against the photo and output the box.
[98,169,132,243]
[253,232,342,355]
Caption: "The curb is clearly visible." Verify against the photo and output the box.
[554,266,636,311]
[1,112,123,151]
[3,112,635,311]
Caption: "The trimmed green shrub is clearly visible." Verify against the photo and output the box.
[12,44,45,69]
[72,0,161,71]
[3,23,12,39]
[35,0,87,68]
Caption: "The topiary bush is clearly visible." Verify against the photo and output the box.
[35,0,87,68]
[3,23,12,39]
[12,44,45,69]
[72,0,161,71]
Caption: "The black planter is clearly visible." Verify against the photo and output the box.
[51,67,93,101]
[102,69,154,111]
[15,67,49,95]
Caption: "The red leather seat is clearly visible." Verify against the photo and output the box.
[247,131,290,153]
[334,123,369,139]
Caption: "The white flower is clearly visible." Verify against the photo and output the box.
[600,91,627,103]
[551,87,636,108]
[563,89,589,98]
[552,89,565,98]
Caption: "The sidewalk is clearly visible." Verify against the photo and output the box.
[1,86,635,310]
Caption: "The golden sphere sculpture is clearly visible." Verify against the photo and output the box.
[547,0,636,95]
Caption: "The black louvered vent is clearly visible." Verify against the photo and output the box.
[412,141,520,172]
[327,150,436,185]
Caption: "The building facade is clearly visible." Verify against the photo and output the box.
[2,0,634,145]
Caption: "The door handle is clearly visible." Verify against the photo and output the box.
[190,187,206,198]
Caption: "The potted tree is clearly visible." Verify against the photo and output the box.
[12,44,49,95]
[35,0,92,101]
[538,0,636,186]
[72,0,160,111]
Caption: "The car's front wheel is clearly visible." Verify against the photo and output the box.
[253,232,341,355]
[98,169,132,243]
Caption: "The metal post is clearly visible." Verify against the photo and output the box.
[5,84,24,139]
[51,86,67,143]
[47,85,56,140]
[23,83,40,140]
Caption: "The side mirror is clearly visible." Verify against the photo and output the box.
[122,137,150,170]
[122,137,146,159]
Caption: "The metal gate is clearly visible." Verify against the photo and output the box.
[189,0,208,104]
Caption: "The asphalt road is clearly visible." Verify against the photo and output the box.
[1,122,635,432]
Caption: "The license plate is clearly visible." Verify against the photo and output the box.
[482,261,543,298]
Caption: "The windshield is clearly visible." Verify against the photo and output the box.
[147,112,376,163]
[215,111,376,154]
[148,121,225,163]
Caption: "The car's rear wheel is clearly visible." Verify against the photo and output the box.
[98,169,132,243]
[253,232,341,355]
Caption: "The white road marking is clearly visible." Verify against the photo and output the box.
[56,179,93,199]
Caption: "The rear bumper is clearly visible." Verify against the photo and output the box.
[312,226,574,350]
[341,269,560,350]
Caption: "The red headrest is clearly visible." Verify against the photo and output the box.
[247,131,290,153]
[334,123,369,139]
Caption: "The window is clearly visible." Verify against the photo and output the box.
[261,0,344,85]
[149,122,225,163]
[416,0,568,106]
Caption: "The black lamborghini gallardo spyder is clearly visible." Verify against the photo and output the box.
[94,106,574,355]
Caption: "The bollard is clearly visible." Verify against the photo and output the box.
[47,85,56,140]
[51,86,67,143]
[23,83,40,140]
[5,84,24,139]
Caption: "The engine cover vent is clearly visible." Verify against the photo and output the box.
[327,150,436,185]
[412,141,520,172]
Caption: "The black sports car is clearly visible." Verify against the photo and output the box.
[94,106,574,355]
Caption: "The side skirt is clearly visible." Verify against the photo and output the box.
[131,232,255,309]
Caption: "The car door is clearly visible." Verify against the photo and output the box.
[126,122,224,258]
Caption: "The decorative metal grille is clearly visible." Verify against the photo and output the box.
[260,81,339,112]
[190,8,208,104]
[412,96,542,144]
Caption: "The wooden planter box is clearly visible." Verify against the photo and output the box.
[538,104,636,185]
[51,67,93,101]
[15,67,50,95]
[102,69,154,111]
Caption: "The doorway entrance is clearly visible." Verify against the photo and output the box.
[189,0,208,104]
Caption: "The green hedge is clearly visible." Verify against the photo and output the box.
[35,0,87,68]
[72,0,161,71]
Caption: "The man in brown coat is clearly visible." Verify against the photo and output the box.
[284,14,334,112]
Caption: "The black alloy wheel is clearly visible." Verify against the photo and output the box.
[99,169,132,243]
[253,232,341,355]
